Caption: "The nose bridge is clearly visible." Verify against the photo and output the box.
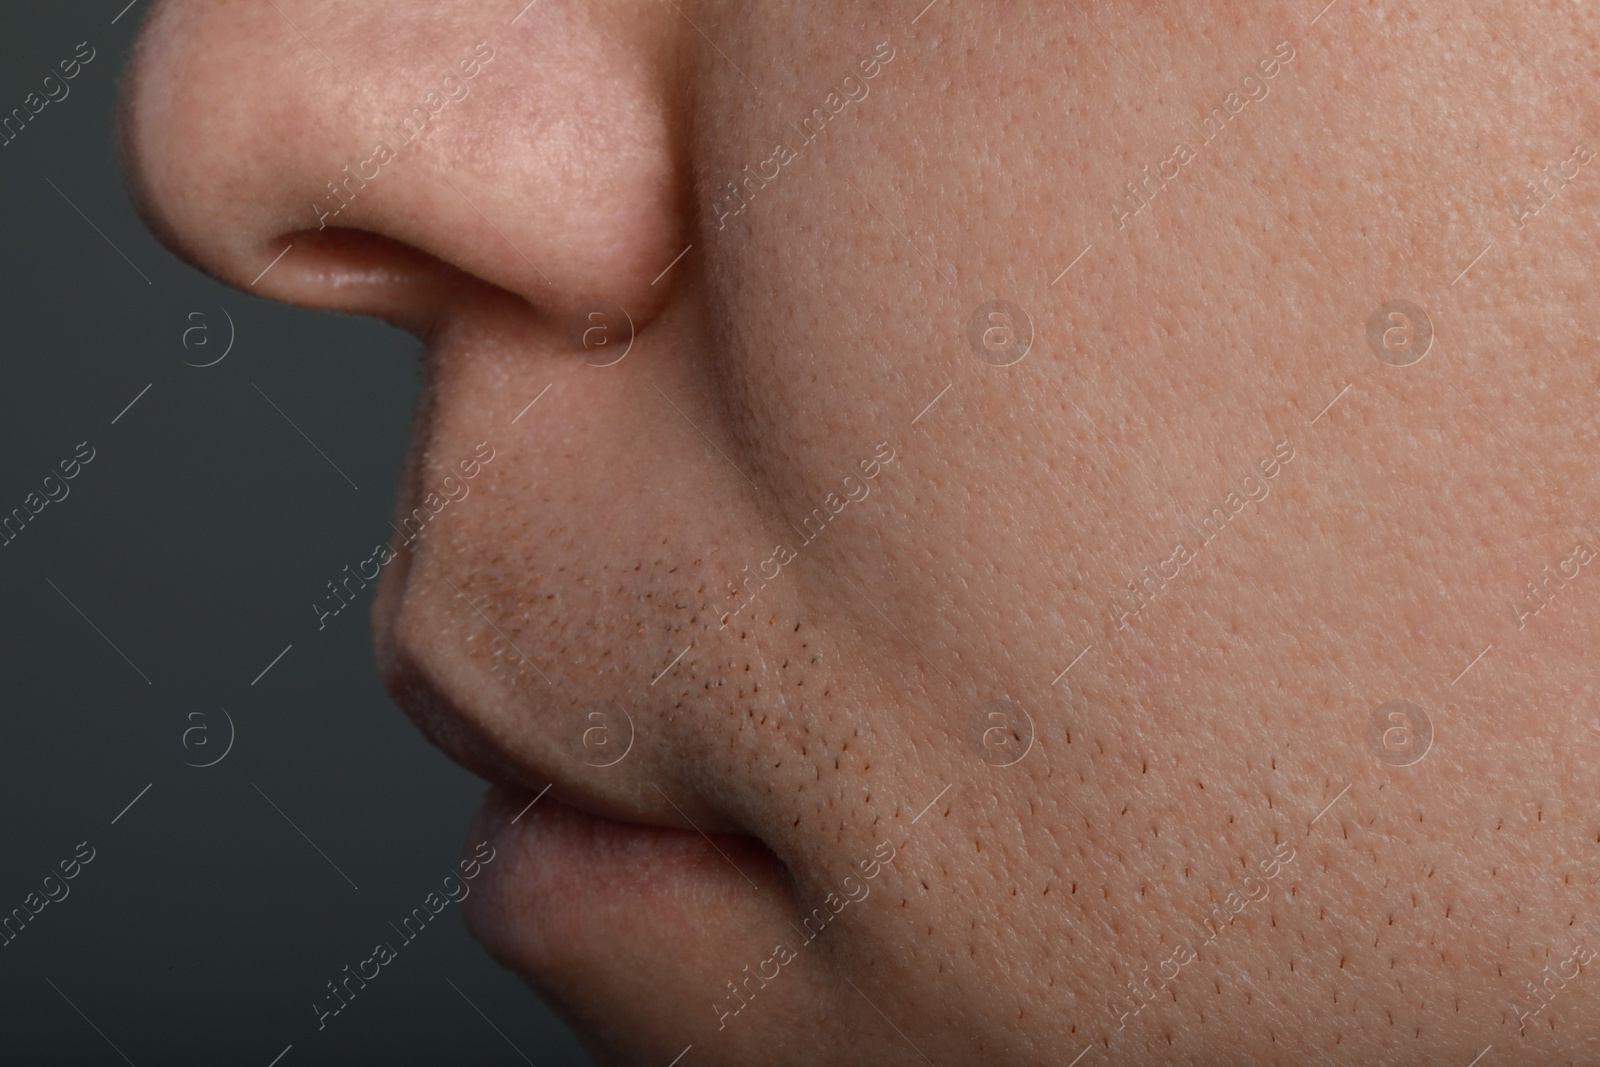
[123,0,687,323]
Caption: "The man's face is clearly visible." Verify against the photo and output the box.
[121,0,1600,1062]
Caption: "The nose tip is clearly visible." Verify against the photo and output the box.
[120,0,687,331]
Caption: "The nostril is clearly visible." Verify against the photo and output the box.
[247,227,511,335]
[120,0,689,349]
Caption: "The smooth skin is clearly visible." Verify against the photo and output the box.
[121,1,1600,1063]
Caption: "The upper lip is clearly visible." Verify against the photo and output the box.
[377,619,729,834]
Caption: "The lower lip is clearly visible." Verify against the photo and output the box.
[472,782,710,896]
[462,784,780,974]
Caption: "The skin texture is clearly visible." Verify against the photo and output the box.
[119,1,1600,1063]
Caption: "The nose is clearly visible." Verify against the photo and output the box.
[118,0,783,836]
[120,0,686,331]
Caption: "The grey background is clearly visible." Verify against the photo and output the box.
[0,4,594,1064]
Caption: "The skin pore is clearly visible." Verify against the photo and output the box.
[120,1,1600,1063]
